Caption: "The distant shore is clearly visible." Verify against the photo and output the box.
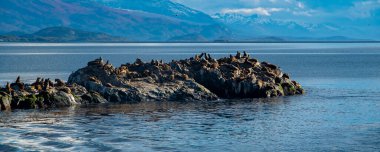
[1,41,380,43]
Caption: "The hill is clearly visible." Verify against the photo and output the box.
[0,0,229,41]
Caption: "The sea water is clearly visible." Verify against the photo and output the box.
[0,43,379,151]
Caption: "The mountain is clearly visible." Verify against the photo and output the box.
[0,0,230,41]
[0,27,128,42]
[91,0,215,24]
[213,13,367,41]
[168,34,207,42]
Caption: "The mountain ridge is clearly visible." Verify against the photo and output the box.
[0,0,230,41]
[0,27,128,42]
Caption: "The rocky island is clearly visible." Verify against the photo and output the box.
[0,52,304,110]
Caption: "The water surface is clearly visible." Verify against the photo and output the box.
[0,43,380,151]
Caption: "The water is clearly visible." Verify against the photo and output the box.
[0,43,380,151]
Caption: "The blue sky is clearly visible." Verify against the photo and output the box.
[174,0,380,24]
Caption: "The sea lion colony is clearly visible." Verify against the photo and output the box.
[0,52,304,110]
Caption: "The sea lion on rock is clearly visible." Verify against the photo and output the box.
[243,51,250,58]
[266,63,278,70]
[11,76,24,91]
[207,53,212,61]
[229,55,237,62]
[211,62,219,69]
[283,73,290,79]
[55,79,65,87]
[88,57,104,66]
[43,79,50,91]
[199,53,205,59]
[48,79,54,87]
[5,82,12,93]
[235,51,242,59]
[182,74,189,80]
[106,83,113,88]
[194,54,200,61]
[15,76,21,84]
[89,76,99,83]
[134,59,143,66]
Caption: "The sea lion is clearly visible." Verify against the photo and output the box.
[266,63,278,70]
[105,83,113,87]
[5,82,12,93]
[48,79,54,87]
[199,53,205,59]
[230,55,237,62]
[243,51,249,58]
[32,77,41,86]
[283,73,290,79]
[169,74,175,81]
[236,51,241,59]
[211,62,219,69]
[207,53,212,61]
[182,74,189,80]
[89,76,99,82]
[15,76,21,83]
[43,79,50,91]
[133,58,143,66]
[11,76,24,91]
[55,79,65,87]
[194,54,200,61]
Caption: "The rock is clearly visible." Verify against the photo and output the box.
[0,93,12,110]
[51,91,77,107]
[1,52,304,110]
[11,94,43,109]
[68,53,303,100]
[81,91,107,104]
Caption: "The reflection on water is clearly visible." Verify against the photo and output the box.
[1,84,380,152]
[1,43,380,151]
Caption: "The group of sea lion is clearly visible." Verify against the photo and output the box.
[1,76,67,94]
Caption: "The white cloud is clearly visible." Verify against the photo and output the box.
[292,11,312,16]
[221,7,283,16]
[297,2,305,9]
[348,0,380,18]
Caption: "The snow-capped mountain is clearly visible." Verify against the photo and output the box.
[92,0,216,24]
[213,13,358,40]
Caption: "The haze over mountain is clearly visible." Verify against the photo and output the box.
[175,0,380,41]
[0,0,378,41]
[0,0,229,41]
[0,27,128,42]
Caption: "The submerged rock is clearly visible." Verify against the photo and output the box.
[1,52,304,110]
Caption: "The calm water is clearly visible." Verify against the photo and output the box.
[0,43,380,151]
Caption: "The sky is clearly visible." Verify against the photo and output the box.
[173,0,380,24]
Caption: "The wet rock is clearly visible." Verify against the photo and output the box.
[1,52,304,110]
[0,93,12,110]
[68,53,303,100]
[81,91,107,104]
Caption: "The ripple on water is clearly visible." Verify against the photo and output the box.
[0,87,380,151]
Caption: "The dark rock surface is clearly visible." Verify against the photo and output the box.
[1,53,304,110]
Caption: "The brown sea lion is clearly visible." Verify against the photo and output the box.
[6,82,12,93]
[55,79,65,87]
[235,51,241,59]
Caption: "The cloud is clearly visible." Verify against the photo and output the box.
[348,0,380,18]
[221,7,283,16]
